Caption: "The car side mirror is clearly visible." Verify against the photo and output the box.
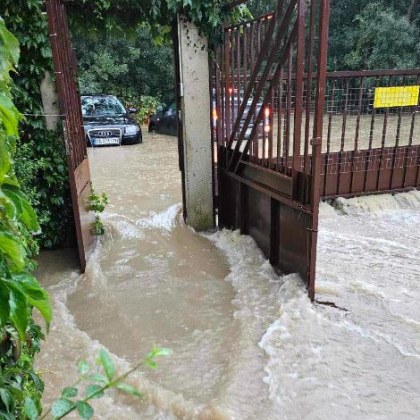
[128,107,137,114]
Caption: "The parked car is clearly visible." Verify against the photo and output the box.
[81,95,142,146]
[212,89,265,140]
[148,102,177,136]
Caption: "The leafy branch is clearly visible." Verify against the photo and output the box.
[88,187,108,236]
[38,347,172,420]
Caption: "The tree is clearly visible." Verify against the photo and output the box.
[74,25,174,103]
[341,2,420,70]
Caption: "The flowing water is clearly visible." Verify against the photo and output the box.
[36,132,420,419]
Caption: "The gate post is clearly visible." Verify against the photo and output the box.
[176,15,214,231]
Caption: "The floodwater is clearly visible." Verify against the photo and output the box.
[36,131,420,419]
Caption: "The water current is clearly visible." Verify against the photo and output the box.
[36,132,420,419]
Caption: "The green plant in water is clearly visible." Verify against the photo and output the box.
[90,216,105,236]
[40,347,171,419]
[88,187,108,236]
[87,190,108,214]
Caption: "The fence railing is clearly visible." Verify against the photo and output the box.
[213,67,420,197]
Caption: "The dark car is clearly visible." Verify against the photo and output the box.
[81,95,142,146]
[212,89,264,140]
[148,102,177,136]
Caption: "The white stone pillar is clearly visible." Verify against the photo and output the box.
[40,71,60,131]
[177,15,214,231]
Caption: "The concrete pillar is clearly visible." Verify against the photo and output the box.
[40,71,60,131]
[177,16,214,231]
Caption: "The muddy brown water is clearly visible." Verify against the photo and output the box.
[36,130,420,419]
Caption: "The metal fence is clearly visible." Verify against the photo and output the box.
[321,70,420,196]
[213,67,420,197]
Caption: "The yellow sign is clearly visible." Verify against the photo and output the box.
[374,86,420,108]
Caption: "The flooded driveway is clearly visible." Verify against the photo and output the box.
[36,131,420,419]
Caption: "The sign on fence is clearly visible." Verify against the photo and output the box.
[374,85,420,108]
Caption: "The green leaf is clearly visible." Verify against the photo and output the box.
[51,398,74,418]
[61,387,78,398]
[23,397,38,420]
[8,288,28,340]
[78,360,90,376]
[2,185,40,231]
[150,347,173,358]
[86,373,108,384]
[0,139,11,189]
[0,232,25,272]
[0,285,10,326]
[98,349,115,381]
[145,346,172,369]
[116,383,142,398]
[0,388,12,412]
[76,401,94,419]
[144,359,158,369]
[12,273,52,328]
[85,384,104,399]
[0,92,21,137]
[0,18,20,66]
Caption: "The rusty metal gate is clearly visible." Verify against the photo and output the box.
[46,0,95,271]
[320,70,420,197]
[212,0,330,299]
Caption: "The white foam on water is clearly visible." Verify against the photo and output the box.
[332,189,420,215]
[257,191,420,419]
[38,190,420,419]
[136,204,182,233]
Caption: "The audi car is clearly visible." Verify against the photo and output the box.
[81,95,142,146]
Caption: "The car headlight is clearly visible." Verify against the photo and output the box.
[125,125,139,135]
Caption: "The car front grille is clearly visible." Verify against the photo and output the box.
[88,128,122,138]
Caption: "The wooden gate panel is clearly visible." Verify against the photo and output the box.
[46,0,95,271]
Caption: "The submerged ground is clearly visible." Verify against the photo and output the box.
[36,131,420,419]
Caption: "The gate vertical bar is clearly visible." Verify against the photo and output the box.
[308,0,330,299]
[45,0,95,272]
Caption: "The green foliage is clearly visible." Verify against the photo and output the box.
[0,17,52,419]
[328,0,420,71]
[88,188,108,236]
[343,3,420,70]
[67,0,251,47]
[1,0,75,250]
[128,96,161,125]
[91,216,105,236]
[41,347,171,419]
[74,24,174,104]
[88,190,108,214]
[14,130,75,249]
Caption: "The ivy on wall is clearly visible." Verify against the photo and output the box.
[1,0,75,249]
[0,17,52,418]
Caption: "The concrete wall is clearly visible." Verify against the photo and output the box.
[40,71,60,131]
[177,16,214,231]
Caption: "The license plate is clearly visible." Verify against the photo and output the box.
[92,137,120,146]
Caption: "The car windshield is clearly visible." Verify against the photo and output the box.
[81,96,126,117]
